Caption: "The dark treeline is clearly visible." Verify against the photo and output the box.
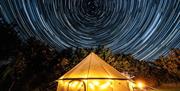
[0,20,180,91]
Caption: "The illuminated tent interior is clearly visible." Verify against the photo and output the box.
[57,52,134,91]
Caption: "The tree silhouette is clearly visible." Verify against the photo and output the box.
[0,18,180,90]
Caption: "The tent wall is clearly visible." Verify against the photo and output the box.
[113,80,131,91]
[57,80,132,91]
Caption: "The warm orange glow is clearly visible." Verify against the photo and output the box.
[136,81,145,89]
[100,81,111,89]
[70,81,79,88]
[89,83,95,89]
[78,82,83,88]
[129,82,135,88]
[92,80,100,86]
[57,53,132,91]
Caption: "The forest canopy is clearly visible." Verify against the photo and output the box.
[0,20,180,91]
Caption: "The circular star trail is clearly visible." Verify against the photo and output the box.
[0,0,180,61]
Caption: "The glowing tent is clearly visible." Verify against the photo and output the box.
[57,52,134,91]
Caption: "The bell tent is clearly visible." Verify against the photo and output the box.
[57,52,134,91]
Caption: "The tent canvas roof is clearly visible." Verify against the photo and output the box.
[59,52,128,80]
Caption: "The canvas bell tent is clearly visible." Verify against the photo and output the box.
[57,52,134,91]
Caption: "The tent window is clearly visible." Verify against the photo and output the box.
[67,80,86,91]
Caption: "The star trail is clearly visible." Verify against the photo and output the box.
[0,0,180,61]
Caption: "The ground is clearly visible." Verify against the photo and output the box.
[150,88,180,91]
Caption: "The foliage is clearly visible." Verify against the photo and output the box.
[0,20,180,90]
[154,49,180,83]
[0,20,20,58]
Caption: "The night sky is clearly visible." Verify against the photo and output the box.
[0,0,180,61]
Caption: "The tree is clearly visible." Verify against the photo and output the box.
[0,19,20,61]
[0,21,180,90]
[154,48,180,83]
